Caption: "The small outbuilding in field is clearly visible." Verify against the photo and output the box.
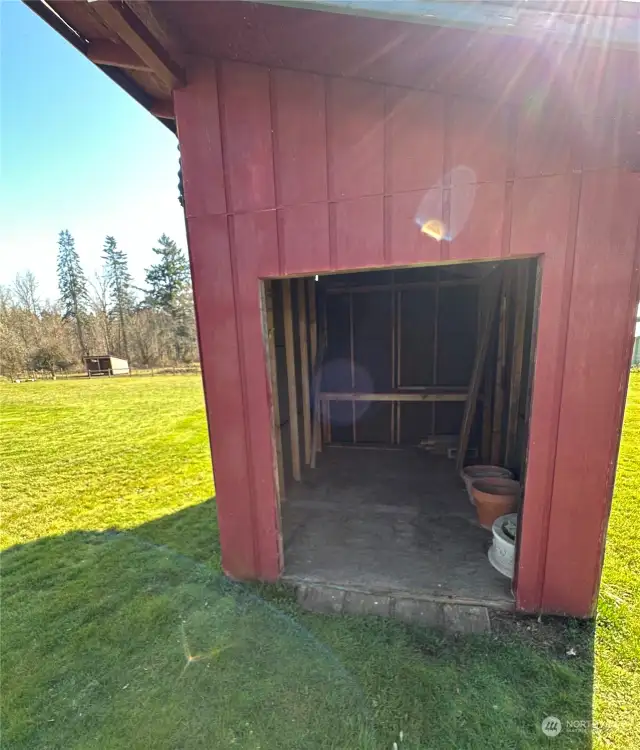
[32,0,640,620]
[84,355,130,377]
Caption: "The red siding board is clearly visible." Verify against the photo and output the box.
[218,61,275,213]
[542,172,640,615]
[279,203,331,276]
[334,195,384,270]
[387,189,443,266]
[231,211,282,580]
[272,69,328,206]
[173,60,226,218]
[515,104,581,178]
[449,181,504,262]
[509,174,575,613]
[186,214,258,579]
[450,98,509,184]
[385,87,445,194]
[327,78,385,200]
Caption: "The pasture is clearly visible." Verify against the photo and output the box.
[1,374,638,748]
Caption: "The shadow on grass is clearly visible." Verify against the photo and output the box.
[1,500,596,750]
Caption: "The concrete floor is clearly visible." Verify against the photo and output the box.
[281,447,514,608]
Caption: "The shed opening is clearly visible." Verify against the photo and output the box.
[265,258,540,607]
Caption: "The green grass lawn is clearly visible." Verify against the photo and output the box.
[1,374,638,749]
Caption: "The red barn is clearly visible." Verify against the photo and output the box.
[32,1,640,619]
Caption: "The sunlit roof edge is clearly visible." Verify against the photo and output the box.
[260,1,639,49]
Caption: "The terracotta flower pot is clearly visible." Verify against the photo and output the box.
[471,478,521,529]
[461,465,513,505]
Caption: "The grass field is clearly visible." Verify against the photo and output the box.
[1,374,638,749]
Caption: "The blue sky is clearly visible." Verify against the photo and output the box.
[0,0,187,301]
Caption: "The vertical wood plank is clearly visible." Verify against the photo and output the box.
[396,288,402,443]
[265,281,284,498]
[481,360,494,462]
[218,61,275,213]
[349,291,356,443]
[322,293,331,445]
[457,270,502,472]
[173,60,226,218]
[542,171,640,615]
[490,286,508,464]
[279,203,331,276]
[282,280,301,481]
[431,268,440,437]
[505,262,529,467]
[515,99,579,178]
[390,274,396,443]
[449,182,505,262]
[230,211,282,579]
[185,214,257,578]
[298,279,312,465]
[308,279,321,456]
[327,77,384,200]
[450,97,509,184]
[334,196,384,271]
[272,69,327,205]
[508,174,575,613]
[385,87,444,193]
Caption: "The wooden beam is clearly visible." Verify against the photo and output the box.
[456,270,502,472]
[308,280,318,379]
[349,292,356,444]
[298,280,312,465]
[321,294,331,445]
[321,391,471,403]
[481,358,494,462]
[87,39,150,70]
[491,283,508,464]
[505,263,529,467]
[265,283,284,498]
[390,274,396,444]
[326,277,479,295]
[310,290,327,469]
[308,279,321,457]
[87,1,185,90]
[432,268,440,437]
[282,280,301,481]
[396,290,402,442]
[478,279,495,462]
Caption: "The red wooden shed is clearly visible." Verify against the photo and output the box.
[32,0,640,618]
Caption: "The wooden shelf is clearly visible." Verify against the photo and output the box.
[320,389,471,403]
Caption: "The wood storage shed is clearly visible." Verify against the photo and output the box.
[31,0,640,618]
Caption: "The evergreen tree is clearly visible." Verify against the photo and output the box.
[144,234,195,362]
[144,234,191,314]
[56,229,89,356]
[102,236,135,360]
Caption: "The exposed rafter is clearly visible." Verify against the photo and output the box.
[87,1,185,90]
[87,39,151,71]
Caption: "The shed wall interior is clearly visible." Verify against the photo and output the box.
[266,257,540,605]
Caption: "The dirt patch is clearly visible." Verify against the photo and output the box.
[490,610,595,661]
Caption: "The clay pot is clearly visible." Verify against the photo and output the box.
[461,465,513,505]
[471,478,521,529]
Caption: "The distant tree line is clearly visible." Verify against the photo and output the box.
[0,231,198,378]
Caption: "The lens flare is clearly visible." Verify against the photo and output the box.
[420,219,446,241]
[414,166,477,243]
